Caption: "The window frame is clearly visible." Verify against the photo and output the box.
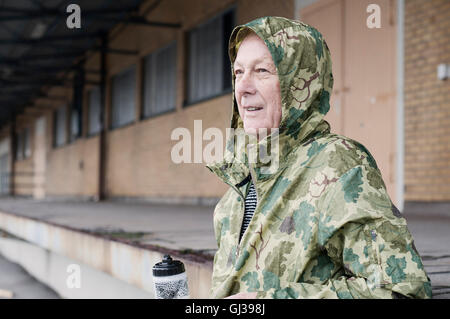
[87,86,101,137]
[142,41,178,120]
[15,127,31,160]
[184,7,236,107]
[23,127,31,158]
[53,105,67,148]
[69,104,82,143]
[0,153,9,194]
[15,130,23,161]
[110,64,137,130]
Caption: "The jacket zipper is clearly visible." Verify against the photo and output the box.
[236,163,260,256]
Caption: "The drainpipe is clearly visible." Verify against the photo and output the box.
[98,32,107,201]
[396,0,405,212]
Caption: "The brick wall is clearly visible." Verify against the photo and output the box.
[404,0,450,201]
[13,158,33,196]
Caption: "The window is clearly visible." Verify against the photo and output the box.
[0,153,8,194]
[186,8,235,104]
[15,128,31,159]
[143,42,177,118]
[88,86,101,135]
[54,106,67,147]
[111,65,136,128]
[70,105,81,142]
[23,127,31,158]
[71,67,84,142]
[16,131,23,160]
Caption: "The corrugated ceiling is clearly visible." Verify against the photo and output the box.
[0,0,159,130]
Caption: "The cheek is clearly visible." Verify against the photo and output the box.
[263,83,282,121]
[234,94,243,116]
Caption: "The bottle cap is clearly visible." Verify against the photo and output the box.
[152,255,185,277]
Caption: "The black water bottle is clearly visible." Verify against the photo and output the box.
[152,254,190,299]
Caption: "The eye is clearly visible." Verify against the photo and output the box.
[257,68,269,73]
[234,69,243,75]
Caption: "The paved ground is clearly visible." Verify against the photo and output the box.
[0,197,448,298]
[0,198,218,257]
[402,213,450,299]
[0,252,60,299]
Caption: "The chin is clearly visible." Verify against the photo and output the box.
[244,124,259,130]
[244,127,272,140]
[244,125,269,132]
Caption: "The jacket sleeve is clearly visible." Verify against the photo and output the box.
[256,165,432,299]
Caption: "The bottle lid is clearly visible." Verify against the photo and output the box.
[152,255,185,277]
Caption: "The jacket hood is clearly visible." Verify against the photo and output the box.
[207,16,334,190]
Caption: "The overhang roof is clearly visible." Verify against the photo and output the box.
[0,0,178,131]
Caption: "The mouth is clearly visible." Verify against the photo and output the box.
[244,106,263,112]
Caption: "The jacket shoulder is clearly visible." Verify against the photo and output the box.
[296,133,382,175]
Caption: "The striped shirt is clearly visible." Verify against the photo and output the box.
[239,180,257,242]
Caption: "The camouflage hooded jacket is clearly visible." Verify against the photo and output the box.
[205,16,432,299]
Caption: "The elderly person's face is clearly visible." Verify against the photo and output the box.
[233,33,282,136]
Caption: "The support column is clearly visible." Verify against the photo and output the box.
[8,116,16,196]
[98,32,108,201]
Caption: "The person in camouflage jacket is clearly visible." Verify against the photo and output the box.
[205,16,432,299]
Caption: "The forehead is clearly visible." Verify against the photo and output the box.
[234,33,273,65]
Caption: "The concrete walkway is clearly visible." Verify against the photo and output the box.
[0,252,60,299]
[0,198,218,258]
[401,212,450,299]
[0,197,448,298]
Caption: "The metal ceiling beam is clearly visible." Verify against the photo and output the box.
[28,0,49,11]
[99,16,181,28]
[0,85,42,91]
[16,113,35,122]
[0,47,135,62]
[3,67,73,76]
[0,32,102,44]
[102,48,139,55]
[0,51,85,63]
[86,80,100,86]
[3,64,96,75]
[24,107,45,116]
[7,42,94,51]
[86,69,100,74]
[0,78,68,86]
[0,75,94,89]
[33,104,64,110]
[0,48,137,74]
[0,6,139,15]
[36,96,69,102]
[0,14,180,28]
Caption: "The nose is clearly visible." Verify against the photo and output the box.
[235,70,256,98]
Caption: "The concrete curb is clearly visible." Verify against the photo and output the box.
[0,210,213,298]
